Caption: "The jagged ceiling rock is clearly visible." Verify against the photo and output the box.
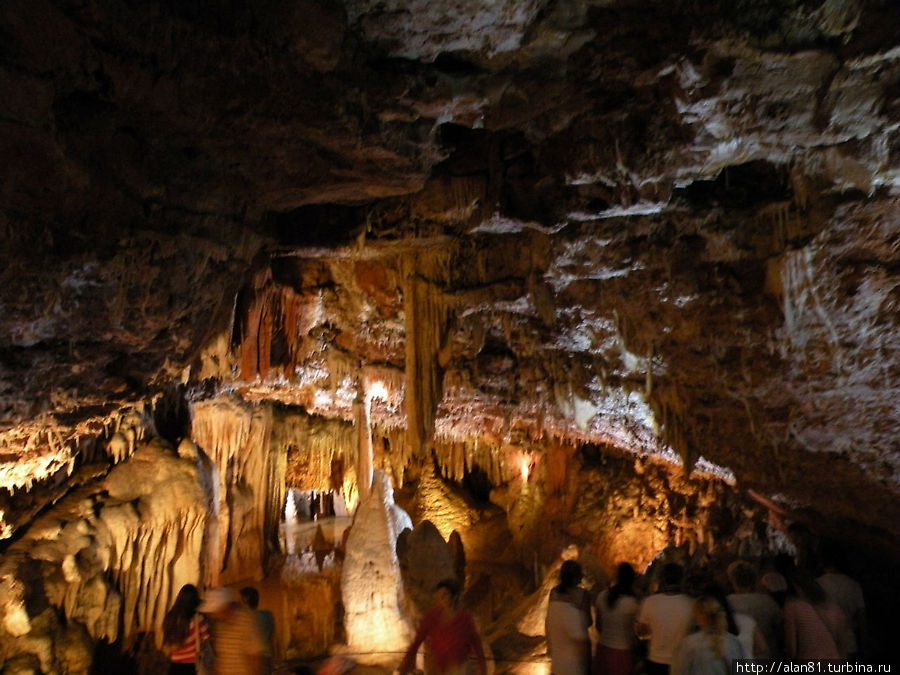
[1,0,899,566]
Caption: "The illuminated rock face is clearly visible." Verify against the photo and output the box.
[341,470,414,660]
[0,440,208,671]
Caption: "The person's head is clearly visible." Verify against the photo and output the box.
[171,584,201,617]
[773,552,795,577]
[695,595,727,634]
[702,582,738,635]
[660,562,684,591]
[786,567,827,605]
[615,562,635,589]
[694,594,730,660]
[163,584,202,644]
[558,560,583,591]
[787,521,812,546]
[607,561,636,607]
[727,560,758,592]
[240,586,260,609]
[199,587,239,618]
[819,539,848,573]
[435,578,461,607]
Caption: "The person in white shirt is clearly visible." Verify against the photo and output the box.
[726,559,782,658]
[594,562,638,675]
[672,595,744,675]
[635,563,694,675]
[817,541,867,659]
[545,560,592,675]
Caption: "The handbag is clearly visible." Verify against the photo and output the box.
[193,615,215,675]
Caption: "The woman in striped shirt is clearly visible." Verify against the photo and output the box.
[163,584,211,674]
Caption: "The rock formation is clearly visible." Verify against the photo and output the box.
[341,469,413,662]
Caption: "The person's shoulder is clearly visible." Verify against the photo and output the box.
[679,630,705,650]
[574,587,591,606]
[620,594,638,609]
[725,631,745,654]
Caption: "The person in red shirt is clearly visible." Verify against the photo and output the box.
[399,578,487,675]
[163,584,211,674]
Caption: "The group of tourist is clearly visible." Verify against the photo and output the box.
[158,531,865,675]
[162,584,276,675]
[545,540,866,675]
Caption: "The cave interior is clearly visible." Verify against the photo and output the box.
[1,0,899,672]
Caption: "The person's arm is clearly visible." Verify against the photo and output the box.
[783,602,798,659]
[634,598,651,640]
[399,613,434,675]
[579,589,593,629]
[248,654,264,675]
[851,596,868,657]
[465,613,488,675]
[238,608,267,675]
[752,623,769,659]
[671,637,692,675]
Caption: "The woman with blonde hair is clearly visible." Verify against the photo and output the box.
[672,595,744,675]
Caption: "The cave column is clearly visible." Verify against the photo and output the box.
[355,389,374,502]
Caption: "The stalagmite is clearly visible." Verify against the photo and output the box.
[284,489,300,556]
[341,469,414,662]
[397,520,457,616]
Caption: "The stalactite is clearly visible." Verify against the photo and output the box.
[190,397,285,584]
[650,381,694,469]
[278,413,358,491]
[325,348,363,393]
[403,250,451,460]
[428,437,520,486]
[377,426,411,487]
[280,285,305,373]
[238,275,279,381]
[761,200,803,252]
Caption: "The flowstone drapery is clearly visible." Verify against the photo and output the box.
[0,440,209,673]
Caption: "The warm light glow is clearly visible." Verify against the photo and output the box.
[0,510,11,539]
[367,379,389,402]
[520,455,530,481]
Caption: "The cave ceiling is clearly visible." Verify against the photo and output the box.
[1,1,898,555]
